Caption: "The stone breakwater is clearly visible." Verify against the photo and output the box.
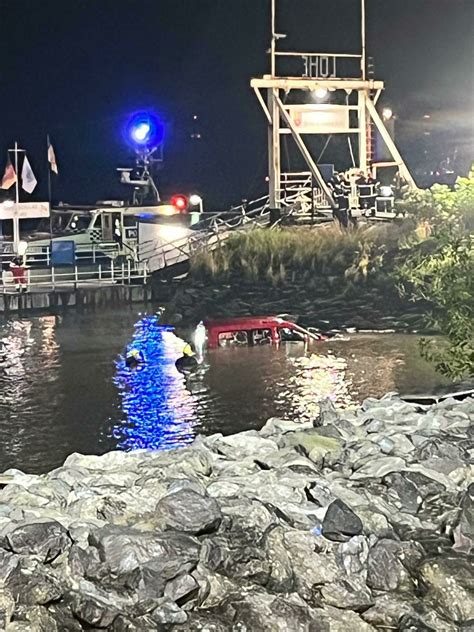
[0,395,473,631]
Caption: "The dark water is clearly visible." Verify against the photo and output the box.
[0,306,451,474]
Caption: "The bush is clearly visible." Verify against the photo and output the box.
[396,168,474,379]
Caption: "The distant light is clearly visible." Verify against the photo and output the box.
[380,185,393,197]
[170,195,188,212]
[382,107,393,121]
[423,114,431,119]
[312,87,328,101]
[189,194,202,206]
[193,115,198,120]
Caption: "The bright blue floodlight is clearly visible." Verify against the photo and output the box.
[126,111,165,149]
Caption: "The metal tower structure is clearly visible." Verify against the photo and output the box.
[251,0,416,211]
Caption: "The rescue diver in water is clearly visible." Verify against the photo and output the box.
[175,344,199,376]
[125,348,145,369]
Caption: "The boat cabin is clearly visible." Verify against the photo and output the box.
[203,316,326,349]
[24,200,199,262]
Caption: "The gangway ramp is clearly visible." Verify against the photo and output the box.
[139,195,274,274]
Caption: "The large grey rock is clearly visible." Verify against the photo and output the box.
[6,562,63,606]
[362,594,417,628]
[89,526,200,576]
[218,497,276,544]
[5,520,71,562]
[351,456,406,480]
[253,447,320,475]
[44,603,84,632]
[156,489,222,535]
[210,431,278,460]
[419,556,474,623]
[0,589,15,629]
[149,596,188,625]
[279,429,343,463]
[339,535,370,579]
[282,530,339,599]
[313,397,342,427]
[264,526,294,592]
[321,576,374,611]
[200,531,270,586]
[191,565,240,609]
[227,589,319,632]
[367,539,420,592]
[9,605,59,632]
[453,483,474,554]
[0,549,19,584]
[70,591,119,628]
[164,572,199,605]
[322,499,363,542]
[112,613,157,631]
[310,604,377,631]
[259,417,312,437]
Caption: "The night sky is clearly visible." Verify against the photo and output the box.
[1,0,473,209]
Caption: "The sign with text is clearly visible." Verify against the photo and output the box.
[288,105,351,134]
[0,202,50,220]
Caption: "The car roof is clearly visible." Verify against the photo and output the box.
[204,316,293,330]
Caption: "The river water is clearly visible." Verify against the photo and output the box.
[0,306,451,474]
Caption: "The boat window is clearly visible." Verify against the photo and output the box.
[123,215,136,227]
[218,331,249,347]
[67,214,90,232]
[279,327,305,342]
[252,328,272,345]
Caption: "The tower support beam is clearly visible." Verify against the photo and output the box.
[275,96,336,208]
[267,89,281,208]
[365,98,417,189]
[358,90,368,173]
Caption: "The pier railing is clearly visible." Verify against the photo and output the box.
[0,260,147,293]
[0,242,123,268]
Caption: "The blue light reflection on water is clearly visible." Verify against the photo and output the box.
[113,315,198,451]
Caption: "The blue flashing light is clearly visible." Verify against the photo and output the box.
[125,111,165,149]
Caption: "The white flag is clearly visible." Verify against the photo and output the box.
[21,155,37,194]
[48,140,58,174]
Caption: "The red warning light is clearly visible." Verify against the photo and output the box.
[170,195,188,212]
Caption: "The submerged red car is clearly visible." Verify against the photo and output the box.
[202,316,327,349]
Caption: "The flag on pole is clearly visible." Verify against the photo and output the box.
[1,156,17,190]
[48,139,58,174]
[21,155,37,194]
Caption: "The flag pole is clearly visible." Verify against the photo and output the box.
[13,141,20,254]
[47,134,53,241]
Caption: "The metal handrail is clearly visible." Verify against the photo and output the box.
[0,261,147,293]
[0,242,122,267]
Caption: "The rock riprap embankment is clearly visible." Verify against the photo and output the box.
[0,394,473,631]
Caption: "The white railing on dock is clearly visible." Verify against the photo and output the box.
[0,242,123,268]
[0,262,148,294]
